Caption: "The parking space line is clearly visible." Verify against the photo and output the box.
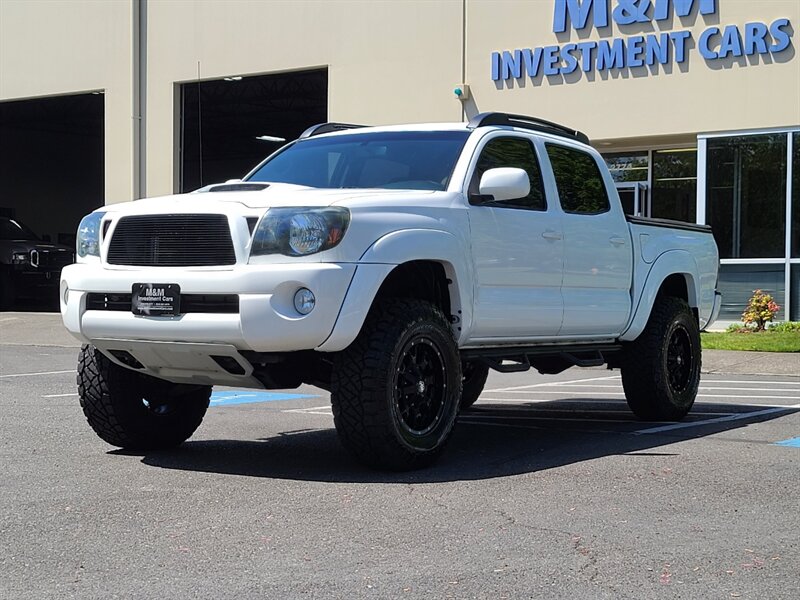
[485,375,620,393]
[461,414,638,424]
[544,384,800,393]
[483,390,800,401]
[284,405,332,416]
[635,404,800,434]
[696,379,800,386]
[0,369,76,379]
[42,393,79,398]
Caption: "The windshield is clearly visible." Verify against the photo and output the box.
[246,130,470,191]
[0,218,39,241]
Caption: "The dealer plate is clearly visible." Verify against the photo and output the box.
[132,283,181,316]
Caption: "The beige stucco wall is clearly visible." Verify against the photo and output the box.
[1,0,798,201]
[0,0,134,203]
[145,0,464,195]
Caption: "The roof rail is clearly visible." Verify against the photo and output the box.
[298,122,367,139]
[467,112,590,145]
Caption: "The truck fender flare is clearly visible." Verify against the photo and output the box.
[620,250,700,342]
[316,229,473,352]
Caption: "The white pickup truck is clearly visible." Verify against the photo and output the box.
[61,113,721,470]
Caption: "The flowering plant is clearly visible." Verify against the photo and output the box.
[741,289,780,331]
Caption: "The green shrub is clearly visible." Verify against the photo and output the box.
[741,289,780,331]
[768,321,800,333]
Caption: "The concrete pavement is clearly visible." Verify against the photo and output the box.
[1,311,798,377]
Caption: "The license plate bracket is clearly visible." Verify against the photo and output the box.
[132,283,181,316]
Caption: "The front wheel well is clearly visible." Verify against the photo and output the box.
[373,261,454,321]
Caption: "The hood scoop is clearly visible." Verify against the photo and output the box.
[207,182,270,193]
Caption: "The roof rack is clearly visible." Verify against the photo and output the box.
[467,112,590,145]
[298,122,367,139]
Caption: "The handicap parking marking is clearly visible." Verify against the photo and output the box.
[210,390,318,407]
[774,436,800,448]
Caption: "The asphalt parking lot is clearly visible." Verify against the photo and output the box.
[1,326,799,599]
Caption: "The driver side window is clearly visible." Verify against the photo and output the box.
[469,137,547,210]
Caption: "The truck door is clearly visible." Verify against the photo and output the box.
[543,142,633,337]
[466,135,564,340]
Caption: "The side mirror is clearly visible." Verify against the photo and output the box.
[473,168,530,204]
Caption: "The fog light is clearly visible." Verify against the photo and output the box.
[61,282,70,305]
[293,288,315,315]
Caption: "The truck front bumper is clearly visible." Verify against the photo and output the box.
[60,262,360,386]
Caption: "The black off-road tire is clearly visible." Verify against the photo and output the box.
[77,345,211,449]
[331,299,462,471]
[459,361,490,410]
[621,296,701,421]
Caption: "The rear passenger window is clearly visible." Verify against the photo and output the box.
[470,137,547,210]
[546,144,611,214]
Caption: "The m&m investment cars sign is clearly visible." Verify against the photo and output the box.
[491,0,793,83]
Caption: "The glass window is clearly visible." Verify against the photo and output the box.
[603,152,648,183]
[707,134,787,259]
[792,132,799,258]
[547,144,610,214]
[717,264,786,321]
[791,265,800,321]
[469,137,547,210]
[247,131,470,191]
[652,148,697,222]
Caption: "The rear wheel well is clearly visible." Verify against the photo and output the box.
[657,274,698,323]
[374,261,453,321]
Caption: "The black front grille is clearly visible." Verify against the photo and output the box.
[86,293,239,314]
[107,214,236,266]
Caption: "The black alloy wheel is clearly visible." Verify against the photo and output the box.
[393,337,448,438]
[666,324,694,394]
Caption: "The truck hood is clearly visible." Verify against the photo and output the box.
[100,182,437,215]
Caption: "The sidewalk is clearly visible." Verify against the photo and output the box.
[1,312,798,377]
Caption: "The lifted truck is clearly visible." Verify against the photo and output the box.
[61,113,721,470]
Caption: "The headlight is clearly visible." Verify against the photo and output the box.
[11,251,29,264]
[76,211,106,258]
[251,207,350,257]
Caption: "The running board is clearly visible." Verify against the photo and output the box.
[461,344,622,375]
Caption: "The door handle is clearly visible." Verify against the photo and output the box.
[609,236,627,246]
[542,230,563,241]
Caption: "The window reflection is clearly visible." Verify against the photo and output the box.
[707,134,787,259]
[604,152,648,183]
[652,148,696,223]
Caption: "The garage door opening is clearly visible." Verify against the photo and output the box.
[0,93,104,246]
[179,68,328,193]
